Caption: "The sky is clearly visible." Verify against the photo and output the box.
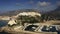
[0,0,60,13]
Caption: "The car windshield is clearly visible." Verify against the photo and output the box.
[25,25,38,31]
[41,26,57,32]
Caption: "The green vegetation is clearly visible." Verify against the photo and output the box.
[16,15,41,26]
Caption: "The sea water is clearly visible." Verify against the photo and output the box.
[0,20,8,27]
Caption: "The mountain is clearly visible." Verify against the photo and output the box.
[45,6,60,20]
[0,9,40,16]
[0,6,60,19]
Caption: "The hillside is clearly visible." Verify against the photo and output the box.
[0,7,60,20]
[0,9,40,16]
[44,6,60,20]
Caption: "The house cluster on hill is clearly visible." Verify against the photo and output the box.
[7,12,60,33]
[8,12,41,26]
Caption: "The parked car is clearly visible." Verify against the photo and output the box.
[25,25,38,31]
[24,25,60,34]
[41,26,57,32]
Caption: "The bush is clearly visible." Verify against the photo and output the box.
[16,15,41,26]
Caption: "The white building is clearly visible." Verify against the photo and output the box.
[8,12,41,26]
[16,12,41,17]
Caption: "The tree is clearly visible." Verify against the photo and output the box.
[16,15,41,26]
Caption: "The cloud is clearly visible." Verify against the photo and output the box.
[56,1,60,6]
[37,1,51,7]
[26,0,34,5]
[16,3,21,6]
[29,0,34,4]
[37,1,58,12]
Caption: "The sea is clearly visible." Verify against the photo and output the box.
[0,20,8,27]
[0,20,10,34]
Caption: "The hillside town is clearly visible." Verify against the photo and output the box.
[0,12,60,34]
[0,0,60,34]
